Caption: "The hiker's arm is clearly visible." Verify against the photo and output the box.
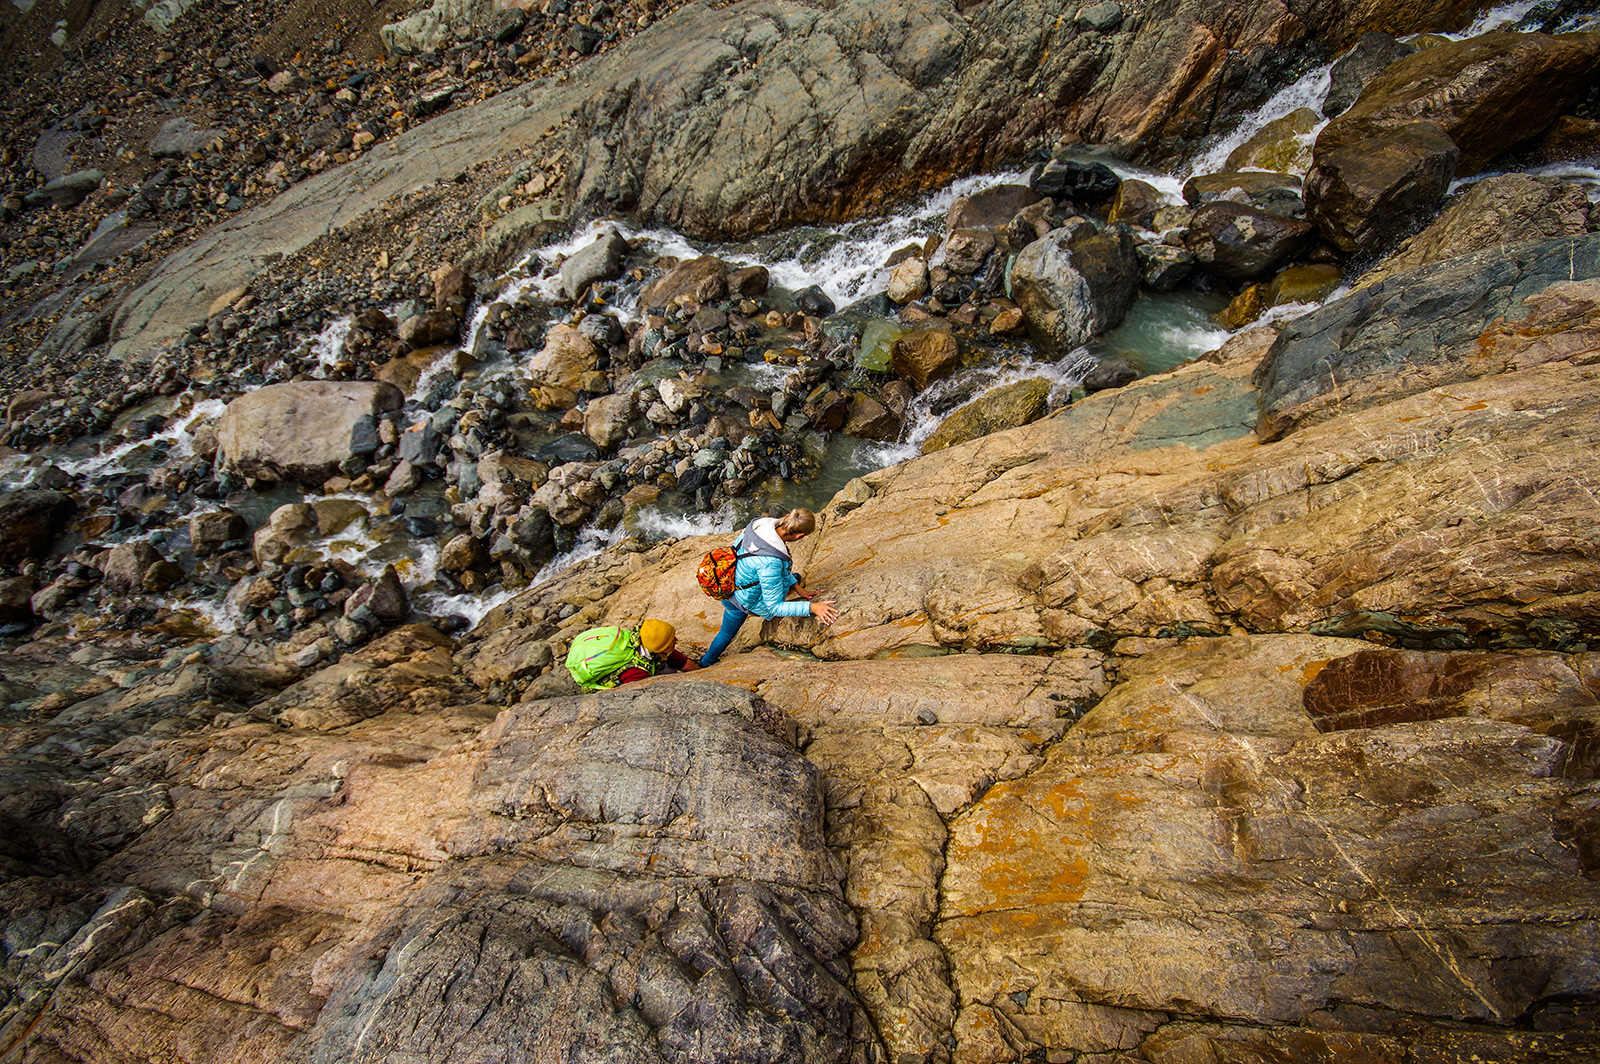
[756,564,812,618]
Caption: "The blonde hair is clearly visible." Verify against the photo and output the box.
[775,508,816,536]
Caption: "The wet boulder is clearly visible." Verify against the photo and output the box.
[1185,202,1316,283]
[253,503,318,567]
[843,394,902,441]
[1218,263,1343,328]
[640,255,728,310]
[1108,178,1164,229]
[922,378,1052,454]
[1356,173,1591,289]
[524,323,602,393]
[397,309,459,348]
[1030,158,1120,206]
[1011,224,1141,352]
[1223,109,1321,174]
[941,229,996,275]
[1323,32,1418,118]
[216,381,405,485]
[1317,31,1600,176]
[891,324,962,390]
[1305,120,1459,258]
[189,508,247,557]
[1183,171,1304,216]
[1137,243,1195,291]
[946,184,1046,232]
[99,541,175,595]
[559,226,630,301]
[0,491,75,567]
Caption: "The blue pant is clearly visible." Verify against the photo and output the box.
[701,600,752,666]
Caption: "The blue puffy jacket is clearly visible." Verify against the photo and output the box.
[731,519,811,619]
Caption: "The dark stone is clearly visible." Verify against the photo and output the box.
[0,492,75,567]
[1082,356,1138,392]
[795,285,835,317]
[1184,202,1315,283]
[1324,32,1419,118]
[1305,121,1459,259]
[1031,159,1120,205]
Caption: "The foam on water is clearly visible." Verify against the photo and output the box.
[1453,162,1600,202]
[1448,0,1545,37]
[60,397,228,480]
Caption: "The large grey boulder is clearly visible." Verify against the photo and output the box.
[1010,224,1141,352]
[559,227,631,300]
[215,381,405,484]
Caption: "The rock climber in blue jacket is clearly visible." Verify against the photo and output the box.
[700,507,838,667]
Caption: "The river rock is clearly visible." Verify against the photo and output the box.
[1030,158,1119,205]
[398,309,459,347]
[1137,242,1195,290]
[843,394,901,441]
[439,533,490,574]
[1218,262,1342,327]
[1304,120,1459,258]
[532,461,605,527]
[1107,177,1163,229]
[922,378,1052,454]
[216,381,405,484]
[1323,31,1417,117]
[253,502,317,566]
[0,490,75,567]
[524,323,601,393]
[890,324,962,390]
[1224,108,1321,173]
[1256,232,1600,440]
[887,256,929,304]
[941,228,995,275]
[97,541,163,595]
[559,226,630,300]
[1316,30,1600,175]
[188,508,246,557]
[1010,224,1140,352]
[640,255,728,310]
[1184,201,1314,283]
[946,184,1046,232]
[582,392,633,450]
[1182,170,1304,215]
[1355,173,1591,289]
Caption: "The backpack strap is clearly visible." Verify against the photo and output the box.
[732,519,789,591]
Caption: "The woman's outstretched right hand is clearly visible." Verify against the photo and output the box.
[810,599,838,626]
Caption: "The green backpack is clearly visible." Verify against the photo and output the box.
[565,626,653,690]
